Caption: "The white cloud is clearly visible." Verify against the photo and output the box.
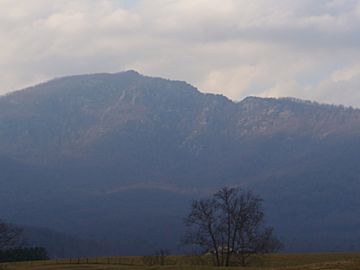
[331,65,360,82]
[0,0,360,107]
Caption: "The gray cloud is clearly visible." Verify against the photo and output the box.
[0,0,360,107]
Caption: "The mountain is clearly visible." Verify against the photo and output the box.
[1,70,360,255]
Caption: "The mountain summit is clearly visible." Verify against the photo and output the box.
[1,71,360,255]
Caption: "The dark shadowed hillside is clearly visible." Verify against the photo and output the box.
[1,71,360,255]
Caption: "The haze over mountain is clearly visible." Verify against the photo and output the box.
[1,71,360,256]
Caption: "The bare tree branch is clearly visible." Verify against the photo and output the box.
[184,187,282,267]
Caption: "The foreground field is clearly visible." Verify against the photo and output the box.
[2,253,360,270]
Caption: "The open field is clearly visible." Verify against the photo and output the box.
[2,253,360,270]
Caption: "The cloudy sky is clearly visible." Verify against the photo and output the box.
[1,0,360,106]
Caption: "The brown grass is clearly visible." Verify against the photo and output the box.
[2,253,360,270]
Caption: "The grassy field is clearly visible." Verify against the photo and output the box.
[2,253,360,270]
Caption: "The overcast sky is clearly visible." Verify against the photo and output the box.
[1,0,360,107]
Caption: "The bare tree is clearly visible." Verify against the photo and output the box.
[184,187,281,267]
[0,220,22,250]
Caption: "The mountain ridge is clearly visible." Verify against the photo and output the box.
[1,70,359,164]
[1,71,360,255]
[3,70,358,109]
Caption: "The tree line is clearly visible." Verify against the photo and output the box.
[0,247,48,263]
[0,220,48,262]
